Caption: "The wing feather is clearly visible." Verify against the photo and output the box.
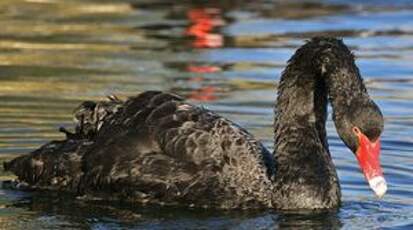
[5,91,275,208]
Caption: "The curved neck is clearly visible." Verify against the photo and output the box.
[271,37,366,209]
[274,38,367,157]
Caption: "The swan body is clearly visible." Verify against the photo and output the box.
[4,37,385,210]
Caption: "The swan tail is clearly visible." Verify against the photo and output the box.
[3,139,88,191]
[2,95,124,191]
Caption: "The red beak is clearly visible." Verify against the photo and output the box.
[354,128,387,198]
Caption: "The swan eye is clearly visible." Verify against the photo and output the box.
[352,127,361,136]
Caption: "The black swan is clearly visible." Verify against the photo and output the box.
[3,37,386,210]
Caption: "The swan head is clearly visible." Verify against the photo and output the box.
[334,98,386,198]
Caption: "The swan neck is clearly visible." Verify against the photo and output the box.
[270,38,366,208]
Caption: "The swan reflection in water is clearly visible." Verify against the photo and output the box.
[1,190,343,229]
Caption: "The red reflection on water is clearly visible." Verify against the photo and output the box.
[185,7,225,101]
[189,86,217,101]
[186,65,221,73]
[186,8,224,48]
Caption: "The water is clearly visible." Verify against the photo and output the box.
[0,0,412,229]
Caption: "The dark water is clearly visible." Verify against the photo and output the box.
[0,0,412,229]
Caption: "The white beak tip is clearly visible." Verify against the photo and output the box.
[368,176,387,198]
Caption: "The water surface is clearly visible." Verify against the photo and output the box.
[0,0,412,229]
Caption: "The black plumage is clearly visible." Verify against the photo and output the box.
[3,37,384,210]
